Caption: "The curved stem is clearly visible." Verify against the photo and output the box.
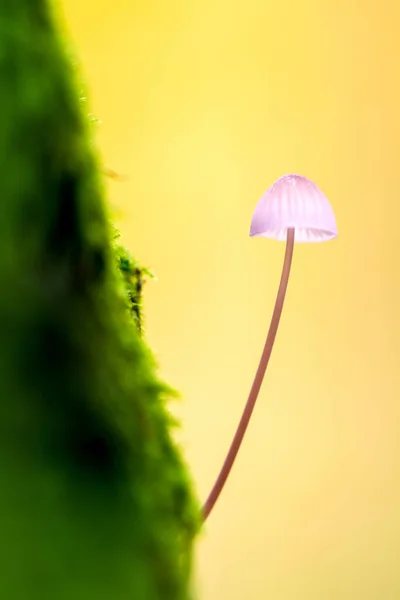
[202,227,295,521]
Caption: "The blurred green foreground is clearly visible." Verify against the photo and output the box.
[0,2,199,599]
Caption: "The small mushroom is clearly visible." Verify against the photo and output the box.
[203,174,338,520]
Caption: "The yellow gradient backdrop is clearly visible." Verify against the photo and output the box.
[62,2,400,598]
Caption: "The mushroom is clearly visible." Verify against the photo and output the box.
[203,174,338,520]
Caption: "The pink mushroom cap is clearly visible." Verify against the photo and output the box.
[250,174,338,243]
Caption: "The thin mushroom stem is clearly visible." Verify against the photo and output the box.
[202,227,295,521]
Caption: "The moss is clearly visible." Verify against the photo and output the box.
[113,229,155,334]
[0,2,199,599]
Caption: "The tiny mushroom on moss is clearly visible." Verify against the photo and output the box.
[203,174,338,520]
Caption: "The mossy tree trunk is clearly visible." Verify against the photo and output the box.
[0,2,199,599]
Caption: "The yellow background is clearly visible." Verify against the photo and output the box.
[62,1,400,598]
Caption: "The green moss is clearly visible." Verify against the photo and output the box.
[113,229,155,334]
[0,2,199,599]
